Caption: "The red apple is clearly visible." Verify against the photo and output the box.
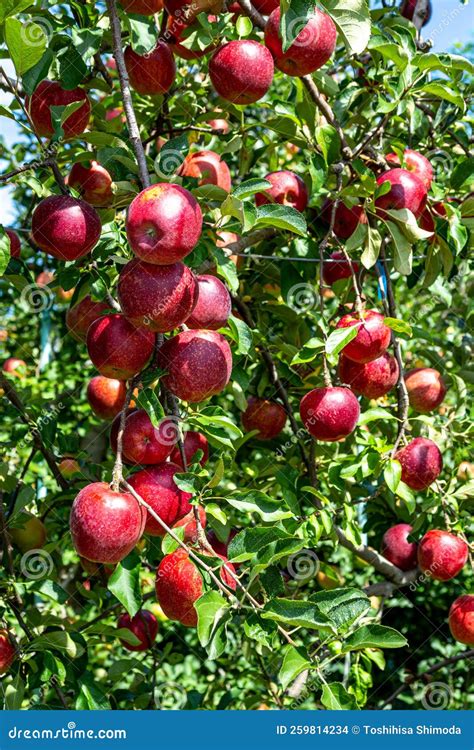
[208,118,229,133]
[157,329,232,402]
[110,407,138,458]
[400,0,432,27]
[70,482,146,563]
[68,160,114,207]
[173,506,207,543]
[0,630,16,674]
[165,16,216,61]
[385,149,433,189]
[186,275,231,330]
[66,296,109,342]
[404,367,447,413]
[256,170,309,212]
[155,548,236,626]
[207,528,238,558]
[6,229,21,258]
[418,529,468,581]
[381,523,418,571]
[253,0,279,12]
[26,80,91,139]
[120,409,178,465]
[336,309,391,364]
[375,168,427,218]
[128,463,191,536]
[338,352,399,399]
[242,397,287,440]
[118,259,198,333]
[300,386,360,442]
[10,513,47,553]
[87,314,155,379]
[322,251,360,286]
[178,150,231,192]
[164,0,222,23]
[169,431,209,468]
[449,595,474,646]
[320,200,367,240]
[32,195,101,261]
[87,376,127,420]
[2,357,26,376]
[394,437,443,490]
[124,42,176,96]
[264,8,337,76]
[117,610,158,651]
[58,457,81,478]
[209,40,274,105]
[121,0,163,12]
[126,183,203,265]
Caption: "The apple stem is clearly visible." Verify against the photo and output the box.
[111,376,138,493]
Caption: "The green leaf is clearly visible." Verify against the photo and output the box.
[315,124,340,165]
[235,14,253,37]
[135,387,165,426]
[213,247,239,292]
[4,673,25,710]
[0,0,33,22]
[51,100,86,140]
[255,204,307,237]
[196,590,229,649]
[154,134,188,178]
[357,407,397,425]
[385,208,433,243]
[227,314,253,355]
[383,317,413,337]
[310,588,370,632]
[385,220,413,275]
[129,15,157,55]
[451,158,474,191]
[29,631,83,659]
[384,458,402,493]
[416,82,465,111]
[226,491,294,522]
[107,551,142,617]
[0,228,10,276]
[321,682,358,709]
[262,598,336,632]
[233,178,272,200]
[279,645,311,691]
[279,0,314,52]
[324,0,371,55]
[361,225,382,269]
[228,527,293,562]
[5,17,48,76]
[341,624,408,653]
[325,324,359,360]
[76,675,110,710]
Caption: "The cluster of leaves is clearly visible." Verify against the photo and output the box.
[0,0,473,711]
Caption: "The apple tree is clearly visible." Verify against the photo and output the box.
[0,0,473,711]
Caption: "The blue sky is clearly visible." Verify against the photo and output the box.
[1,0,472,225]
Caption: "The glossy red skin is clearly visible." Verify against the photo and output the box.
[418,529,468,581]
[395,437,443,491]
[126,183,203,265]
[128,463,191,536]
[208,118,229,133]
[385,149,433,189]
[68,161,114,207]
[122,0,163,12]
[32,195,101,261]
[449,595,474,646]
[87,376,127,420]
[110,408,138,459]
[70,482,146,563]
[156,548,236,626]
[66,296,108,342]
[179,150,231,192]
[0,630,16,674]
[26,80,90,139]
[242,397,287,440]
[2,357,26,375]
[375,168,427,218]
[381,524,417,571]
[157,329,232,402]
[186,275,231,330]
[405,367,447,413]
[322,251,360,286]
[6,229,21,258]
[117,610,158,651]
[264,8,337,76]
[400,0,432,26]
[87,314,155,379]
[336,310,391,364]
[124,43,176,95]
[118,259,198,333]
[121,409,178,465]
[209,41,274,105]
[300,386,360,442]
[173,507,207,543]
[253,0,279,12]
[170,431,209,468]
[338,352,399,399]
[256,171,309,212]
[320,200,367,240]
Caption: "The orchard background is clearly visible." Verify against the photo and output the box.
[0,0,473,712]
